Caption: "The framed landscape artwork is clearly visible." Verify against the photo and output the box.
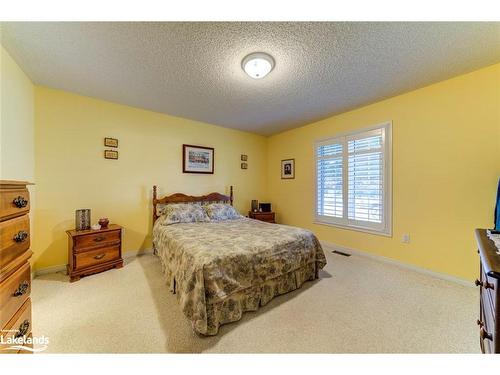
[183,144,214,174]
[281,159,295,179]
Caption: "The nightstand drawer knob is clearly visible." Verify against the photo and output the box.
[13,281,29,297]
[94,236,105,242]
[12,196,28,208]
[13,231,28,243]
[94,253,106,260]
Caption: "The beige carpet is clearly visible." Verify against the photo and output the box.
[31,250,479,353]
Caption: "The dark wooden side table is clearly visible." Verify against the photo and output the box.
[66,224,123,282]
[248,211,276,223]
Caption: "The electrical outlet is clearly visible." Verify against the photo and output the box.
[402,234,410,244]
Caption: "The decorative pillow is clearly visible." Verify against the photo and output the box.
[159,203,209,225]
[204,203,243,221]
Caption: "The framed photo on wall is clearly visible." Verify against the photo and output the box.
[104,150,118,160]
[183,144,215,174]
[281,159,295,179]
[104,137,118,148]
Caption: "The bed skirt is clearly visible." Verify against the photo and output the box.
[199,262,319,336]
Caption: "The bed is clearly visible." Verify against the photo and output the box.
[152,186,327,335]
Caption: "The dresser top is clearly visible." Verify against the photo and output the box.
[476,229,500,279]
[0,180,34,187]
[67,224,122,237]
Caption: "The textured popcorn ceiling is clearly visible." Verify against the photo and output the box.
[2,22,499,135]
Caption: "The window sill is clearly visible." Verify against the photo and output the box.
[313,220,392,237]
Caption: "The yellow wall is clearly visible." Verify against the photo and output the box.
[0,45,36,245]
[34,87,268,269]
[267,63,500,281]
[0,46,35,181]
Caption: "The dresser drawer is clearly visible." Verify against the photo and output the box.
[0,298,32,354]
[481,267,497,310]
[480,297,495,354]
[482,286,495,324]
[75,245,120,270]
[0,215,30,269]
[0,187,30,222]
[74,230,121,252]
[0,262,31,329]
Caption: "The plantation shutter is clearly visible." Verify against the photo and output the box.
[347,129,384,225]
[315,123,390,234]
[316,140,343,219]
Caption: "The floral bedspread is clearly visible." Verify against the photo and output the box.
[153,217,327,335]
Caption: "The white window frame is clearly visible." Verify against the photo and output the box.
[314,121,392,237]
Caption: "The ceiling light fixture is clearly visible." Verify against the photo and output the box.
[242,52,275,79]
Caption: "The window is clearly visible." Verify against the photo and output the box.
[315,122,392,235]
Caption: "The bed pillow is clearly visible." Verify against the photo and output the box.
[204,203,243,221]
[159,203,209,225]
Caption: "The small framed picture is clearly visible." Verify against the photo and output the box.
[241,154,248,161]
[281,159,295,179]
[183,144,214,174]
[104,137,119,148]
[241,162,248,169]
[104,150,118,160]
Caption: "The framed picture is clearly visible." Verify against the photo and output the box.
[241,154,248,161]
[183,144,214,174]
[104,150,118,160]
[104,137,118,148]
[281,159,295,179]
[241,162,248,169]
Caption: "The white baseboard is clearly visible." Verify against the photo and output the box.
[123,248,154,259]
[34,264,67,277]
[321,241,474,288]
[33,248,154,278]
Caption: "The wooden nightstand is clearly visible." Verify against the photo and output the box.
[66,224,123,282]
[248,211,276,223]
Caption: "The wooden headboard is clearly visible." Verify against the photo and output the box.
[152,185,233,225]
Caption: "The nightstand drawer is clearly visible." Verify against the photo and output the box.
[75,245,120,269]
[74,230,120,251]
[249,212,276,223]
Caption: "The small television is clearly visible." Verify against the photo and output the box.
[259,203,272,212]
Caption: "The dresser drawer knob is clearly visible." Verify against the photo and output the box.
[12,196,28,208]
[94,253,106,260]
[480,327,493,342]
[475,279,494,290]
[94,236,105,242]
[13,281,29,297]
[13,231,28,243]
[14,320,30,339]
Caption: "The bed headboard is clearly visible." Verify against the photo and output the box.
[152,185,233,225]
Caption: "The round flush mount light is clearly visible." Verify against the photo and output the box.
[242,52,275,79]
